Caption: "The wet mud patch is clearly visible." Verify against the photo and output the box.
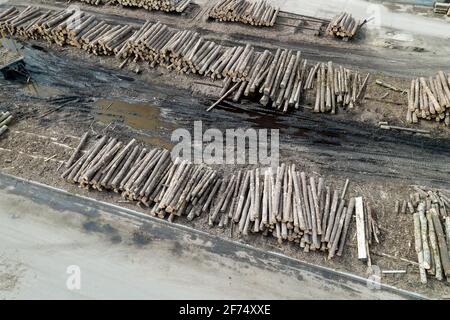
[132,229,154,246]
[82,219,122,244]
[170,241,184,257]
[94,98,176,150]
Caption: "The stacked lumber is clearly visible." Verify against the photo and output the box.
[405,186,450,283]
[209,0,279,27]
[0,111,12,137]
[63,133,359,258]
[434,2,450,16]
[326,12,362,40]
[406,71,450,127]
[1,6,369,114]
[219,57,370,113]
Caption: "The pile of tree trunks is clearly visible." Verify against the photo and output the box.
[209,0,279,27]
[406,186,450,283]
[0,111,12,137]
[406,71,450,127]
[111,0,191,13]
[219,56,370,113]
[63,132,360,258]
[0,6,369,114]
[76,0,191,12]
[434,2,450,16]
[326,12,362,41]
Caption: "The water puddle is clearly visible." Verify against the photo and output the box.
[94,99,175,150]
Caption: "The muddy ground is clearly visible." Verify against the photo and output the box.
[0,1,449,298]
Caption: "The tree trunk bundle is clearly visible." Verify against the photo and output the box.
[76,0,191,13]
[0,7,259,81]
[406,71,450,127]
[0,111,12,137]
[120,23,258,81]
[326,12,362,41]
[220,57,369,113]
[209,0,279,27]
[402,186,450,283]
[434,2,450,16]
[63,133,359,258]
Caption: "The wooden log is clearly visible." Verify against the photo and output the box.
[413,209,427,284]
[328,204,346,259]
[234,170,250,222]
[418,203,431,269]
[324,190,339,242]
[419,77,442,113]
[272,164,285,221]
[355,196,367,261]
[328,199,345,249]
[206,82,240,112]
[337,197,356,256]
[426,211,443,280]
[431,208,450,281]
[307,184,320,249]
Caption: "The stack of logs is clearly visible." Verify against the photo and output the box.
[63,132,363,258]
[434,2,450,16]
[220,54,370,113]
[406,71,450,127]
[0,111,12,137]
[405,186,450,283]
[0,6,369,114]
[209,0,280,27]
[77,0,191,12]
[326,12,362,41]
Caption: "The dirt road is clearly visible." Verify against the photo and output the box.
[0,173,424,300]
